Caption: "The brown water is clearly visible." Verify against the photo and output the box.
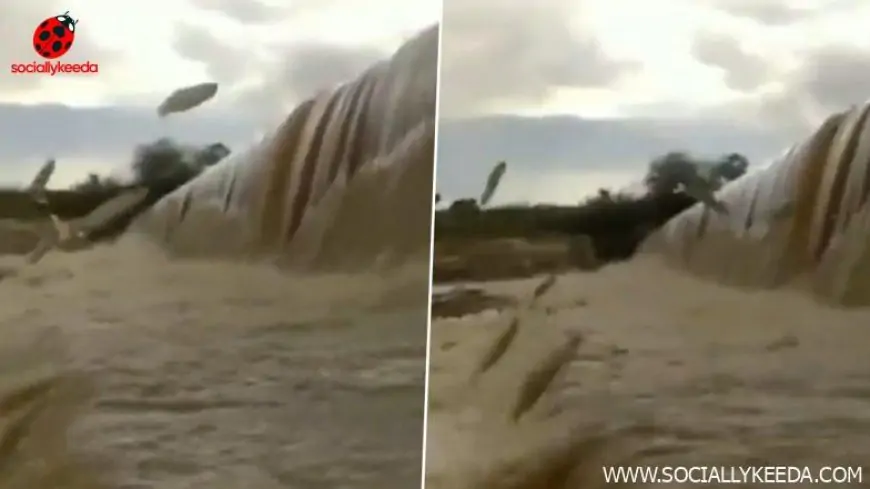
[0,237,429,489]
[427,257,870,488]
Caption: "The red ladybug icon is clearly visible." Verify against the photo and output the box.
[33,11,78,60]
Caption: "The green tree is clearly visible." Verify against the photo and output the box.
[448,198,480,220]
[132,138,197,184]
[68,139,232,192]
[709,152,749,185]
[643,151,699,196]
[70,172,121,192]
[131,138,231,185]
[644,151,750,197]
[193,143,231,170]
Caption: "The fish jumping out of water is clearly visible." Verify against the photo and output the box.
[480,161,507,207]
[157,82,219,118]
[24,162,151,264]
[27,158,56,211]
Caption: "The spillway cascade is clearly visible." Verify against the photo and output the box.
[643,103,870,306]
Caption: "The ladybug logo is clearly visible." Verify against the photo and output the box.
[32,11,78,60]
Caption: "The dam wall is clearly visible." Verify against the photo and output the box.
[133,25,439,271]
[643,103,870,306]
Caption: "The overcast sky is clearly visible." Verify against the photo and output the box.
[438,0,870,205]
[0,0,438,188]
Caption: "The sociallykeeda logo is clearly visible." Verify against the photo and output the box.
[10,10,99,76]
[11,61,98,76]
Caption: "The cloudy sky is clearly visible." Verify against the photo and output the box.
[0,0,437,188]
[438,0,870,205]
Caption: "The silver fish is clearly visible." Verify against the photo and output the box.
[480,161,507,206]
[26,187,150,264]
[157,82,219,117]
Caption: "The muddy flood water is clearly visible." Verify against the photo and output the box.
[428,257,870,488]
[0,236,429,489]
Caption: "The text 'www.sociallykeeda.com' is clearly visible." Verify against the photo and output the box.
[602,465,863,485]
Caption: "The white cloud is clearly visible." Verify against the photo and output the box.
[437,0,870,205]
[0,0,438,187]
[2,0,437,106]
[441,0,870,122]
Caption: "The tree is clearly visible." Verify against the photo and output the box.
[131,138,231,185]
[70,172,121,192]
[643,151,700,196]
[449,198,479,212]
[709,152,749,186]
[67,138,232,193]
[132,138,196,184]
[193,143,231,170]
[644,151,750,197]
[448,198,480,220]
[71,173,104,192]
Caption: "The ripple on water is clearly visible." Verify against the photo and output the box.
[428,258,870,488]
[0,239,429,488]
